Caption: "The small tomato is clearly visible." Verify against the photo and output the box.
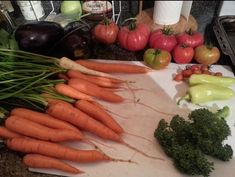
[182,69,193,78]
[149,26,177,52]
[172,44,194,64]
[194,44,221,65]
[144,48,171,70]
[93,18,119,44]
[174,73,183,82]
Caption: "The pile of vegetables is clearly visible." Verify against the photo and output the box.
[1,28,168,174]
[155,106,233,177]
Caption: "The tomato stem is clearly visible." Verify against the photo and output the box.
[154,49,161,55]
[162,26,173,35]
[102,17,110,26]
[121,17,136,26]
[128,22,136,30]
[205,42,214,50]
[186,28,193,35]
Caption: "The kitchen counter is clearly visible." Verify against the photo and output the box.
[0,1,233,177]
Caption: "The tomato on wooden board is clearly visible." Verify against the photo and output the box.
[93,18,119,45]
[149,27,177,52]
[143,48,171,70]
[176,29,204,48]
[194,44,221,65]
[172,44,194,64]
[117,21,150,51]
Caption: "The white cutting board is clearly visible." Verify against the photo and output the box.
[30,61,235,177]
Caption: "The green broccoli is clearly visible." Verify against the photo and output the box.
[154,106,233,177]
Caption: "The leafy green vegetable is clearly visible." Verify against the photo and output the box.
[0,28,18,50]
[154,106,233,177]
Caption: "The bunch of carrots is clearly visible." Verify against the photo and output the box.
[0,56,165,174]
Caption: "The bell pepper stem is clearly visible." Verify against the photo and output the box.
[177,93,190,105]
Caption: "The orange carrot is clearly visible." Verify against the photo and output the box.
[0,126,22,139]
[7,137,110,163]
[47,102,164,160]
[23,154,83,174]
[11,108,80,133]
[68,78,124,103]
[67,70,122,88]
[46,101,122,142]
[55,83,94,101]
[76,60,152,73]
[75,100,123,134]
[5,116,84,142]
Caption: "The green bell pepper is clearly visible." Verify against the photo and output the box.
[189,74,235,87]
[179,83,235,104]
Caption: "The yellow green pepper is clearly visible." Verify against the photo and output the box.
[189,74,235,87]
[179,83,235,104]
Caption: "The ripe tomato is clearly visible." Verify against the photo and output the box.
[93,18,119,44]
[149,27,177,52]
[182,69,193,78]
[174,73,183,82]
[143,48,171,70]
[117,21,150,51]
[194,44,221,65]
[172,44,194,64]
[176,29,204,48]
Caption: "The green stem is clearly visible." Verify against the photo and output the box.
[154,49,161,56]
[0,71,59,100]
[121,17,137,26]
[187,28,193,35]
[0,107,8,119]
[177,93,190,105]
[102,17,110,25]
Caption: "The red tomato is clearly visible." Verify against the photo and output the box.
[176,29,204,48]
[172,44,194,64]
[174,73,183,82]
[190,65,201,72]
[117,22,150,51]
[93,18,119,45]
[182,69,193,78]
[149,27,177,52]
[194,44,221,65]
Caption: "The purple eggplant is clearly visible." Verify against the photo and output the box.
[14,21,64,55]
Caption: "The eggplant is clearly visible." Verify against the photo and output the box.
[56,21,92,59]
[14,21,64,55]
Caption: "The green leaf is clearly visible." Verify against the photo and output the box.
[0,28,10,48]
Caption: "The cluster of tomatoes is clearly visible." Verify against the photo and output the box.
[144,26,221,69]
[92,17,150,52]
[174,64,223,82]
[92,18,221,70]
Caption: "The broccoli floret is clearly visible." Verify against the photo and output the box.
[155,118,214,177]
[198,139,233,161]
[173,144,214,177]
[189,108,231,142]
[154,107,233,177]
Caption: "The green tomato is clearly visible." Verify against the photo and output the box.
[144,48,171,70]
[60,1,82,15]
